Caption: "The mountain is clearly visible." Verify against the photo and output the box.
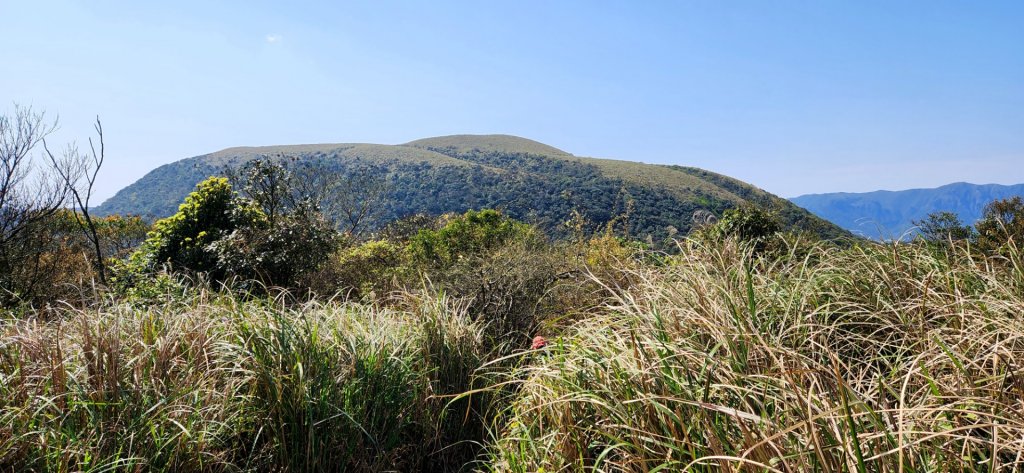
[790,182,1024,240]
[96,134,848,241]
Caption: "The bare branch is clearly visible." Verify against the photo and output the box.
[0,105,69,304]
[43,116,108,285]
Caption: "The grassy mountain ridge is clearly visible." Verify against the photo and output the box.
[96,135,848,241]
[405,134,572,156]
[790,181,1024,240]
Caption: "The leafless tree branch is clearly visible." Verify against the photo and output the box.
[44,116,107,284]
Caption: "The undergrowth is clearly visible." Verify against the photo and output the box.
[2,237,1023,471]
[486,237,1024,471]
[0,290,497,472]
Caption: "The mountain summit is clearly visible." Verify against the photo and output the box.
[96,134,846,241]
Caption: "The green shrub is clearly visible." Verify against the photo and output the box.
[312,239,407,300]
[700,204,782,254]
[405,210,558,347]
[976,196,1024,256]
[130,177,267,279]
[209,202,338,289]
[118,176,339,291]
[407,209,538,268]
[914,210,976,244]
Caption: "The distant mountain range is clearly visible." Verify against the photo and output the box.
[790,182,1024,240]
[96,134,848,242]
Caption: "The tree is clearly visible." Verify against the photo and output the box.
[406,209,554,345]
[704,205,782,253]
[126,172,339,290]
[227,156,390,238]
[209,199,338,288]
[975,196,1024,254]
[219,159,341,286]
[0,106,66,305]
[294,162,390,238]
[132,177,266,279]
[407,209,538,268]
[0,106,117,306]
[226,157,295,227]
[913,211,975,245]
[46,117,107,283]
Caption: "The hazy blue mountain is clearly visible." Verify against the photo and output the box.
[790,182,1024,240]
[96,134,849,241]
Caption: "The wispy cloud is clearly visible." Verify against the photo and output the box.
[266,34,283,44]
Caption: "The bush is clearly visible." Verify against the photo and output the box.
[130,177,266,279]
[408,209,538,268]
[209,202,338,289]
[403,210,559,346]
[976,196,1024,256]
[700,204,782,254]
[914,210,976,244]
[120,176,339,291]
[311,239,407,300]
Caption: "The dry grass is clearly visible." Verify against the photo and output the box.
[3,236,1023,471]
[486,237,1024,472]
[0,290,496,472]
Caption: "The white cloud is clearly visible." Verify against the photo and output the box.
[266,34,283,44]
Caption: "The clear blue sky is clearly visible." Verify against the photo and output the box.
[3,0,1023,202]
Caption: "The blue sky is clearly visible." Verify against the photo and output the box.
[3,1,1023,202]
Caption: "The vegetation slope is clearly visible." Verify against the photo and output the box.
[3,232,1023,472]
[8,105,1024,472]
[96,134,848,241]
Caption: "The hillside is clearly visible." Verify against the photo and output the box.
[790,182,1024,240]
[96,134,848,241]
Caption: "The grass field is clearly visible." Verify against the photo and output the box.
[2,236,1022,471]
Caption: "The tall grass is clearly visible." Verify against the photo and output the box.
[3,237,1023,471]
[486,237,1024,471]
[0,289,496,472]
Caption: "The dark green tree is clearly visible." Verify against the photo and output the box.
[913,211,975,244]
[407,209,537,268]
[975,196,1024,255]
[209,200,338,287]
[228,158,294,226]
[124,172,339,289]
[706,205,782,253]
[130,177,266,279]
[218,160,340,287]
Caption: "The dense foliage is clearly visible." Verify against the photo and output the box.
[407,209,537,267]
[131,177,264,277]
[3,225,1023,471]
[914,196,1024,256]
[913,210,976,243]
[95,136,849,244]
[701,204,783,253]
[976,195,1024,254]
[5,142,1024,471]
[120,173,337,291]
